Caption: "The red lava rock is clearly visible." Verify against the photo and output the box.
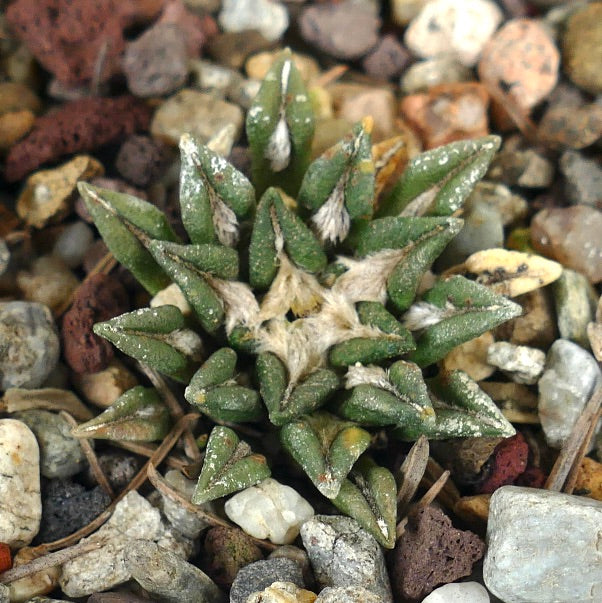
[0,542,12,572]
[530,205,602,284]
[62,274,129,374]
[477,432,529,494]
[6,0,164,86]
[400,82,490,149]
[362,35,411,81]
[392,505,485,600]
[5,96,151,182]
[515,465,547,489]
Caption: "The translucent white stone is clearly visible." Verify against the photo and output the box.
[422,582,490,603]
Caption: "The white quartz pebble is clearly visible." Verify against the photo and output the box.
[219,0,289,42]
[484,486,602,602]
[0,419,42,547]
[422,582,490,603]
[53,220,94,268]
[487,341,546,385]
[405,0,503,67]
[225,478,314,544]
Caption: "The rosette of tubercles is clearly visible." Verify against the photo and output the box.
[77,51,522,549]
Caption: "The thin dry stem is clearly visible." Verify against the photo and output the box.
[563,407,601,495]
[396,435,429,516]
[416,470,451,511]
[545,386,602,492]
[109,440,196,473]
[60,411,115,499]
[0,541,103,584]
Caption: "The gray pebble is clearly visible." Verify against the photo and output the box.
[362,35,411,80]
[0,301,60,391]
[400,57,473,94]
[560,150,602,208]
[38,479,111,542]
[468,181,527,226]
[484,486,602,603]
[15,409,86,479]
[300,515,392,603]
[229,558,305,603]
[538,339,602,448]
[126,540,226,603]
[268,545,314,590]
[53,221,94,268]
[315,585,385,602]
[0,583,8,603]
[553,269,598,347]
[123,23,189,97]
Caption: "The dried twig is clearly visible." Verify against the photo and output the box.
[312,64,348,88]
[422,457,461,510]
[138,363,202,462]
[109,440,198,473]
[0,541,103,584]
[545,386,602,492]
[60,411,115,499]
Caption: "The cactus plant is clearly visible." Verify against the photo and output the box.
[77,50,521,548]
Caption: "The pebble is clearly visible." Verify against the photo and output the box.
[37,479,111,543]
[0,419,41,547]
[559,151,602,209]
[361,35,411,81]
[230,558,306,603]
[468,181,527,226]
[400,82,490,149]
[0,239,9,276]
[87,451,140,492]
[0,81,41,115]
[539,103,602,150]
[17,256,79,314]
[268,545,314,590]
[0,585,7,603]
[246,581,317,603]
[574,457,602,501]
[405,0,503,67]
[16,154,104,229]
[151,89,244,146]
[562,3,602,95]
[391,0,428,26]
[5,96,151,182]
[245,50,320,84]
[62,273,129,374]
[299,1,381,60]
[125,540,226,603]
[72,358,139,408]
[0,302,60,391]
[300,515,392,602]
[225,478,314,545]
[53,221,95,268]
[190,59,241,97]
[0,108,35,151]
[538,339,602,448]
[219,0,288,42]
[202,525,263,588]
[553,269,597,347]
[115,135,168,187]
[530,205,602,284]
[487,136,554,188]
[478,19,559,112]
[123,23,188,98]
[438,202,503,269]
[6,546,61,601]
[400,57,473,95]
[422,582,490,603]
[486,342,545,385]
[150,283,193,316]
[329,84,396,141]
[60,491,193,597]
[315,585,384,602]
[392,506,485,600]
[476,433,529,494]
[159,469,210,539]
[14,410,85,479]
[441,331,496,382]
[484,486,602,602]
[206,30,273,70]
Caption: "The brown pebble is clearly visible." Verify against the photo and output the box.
[207,30,274,70]
[400,82,489,149]
[115,135,168,187]
[479,19,559,111]
[0,109,35,151]
[538,103,602,150]
[5,96,151,182]
[531,205,602,284]
[62,274,129,374]
[362,35,411,81]
[392,505,485,600]
[573,457,602,501]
